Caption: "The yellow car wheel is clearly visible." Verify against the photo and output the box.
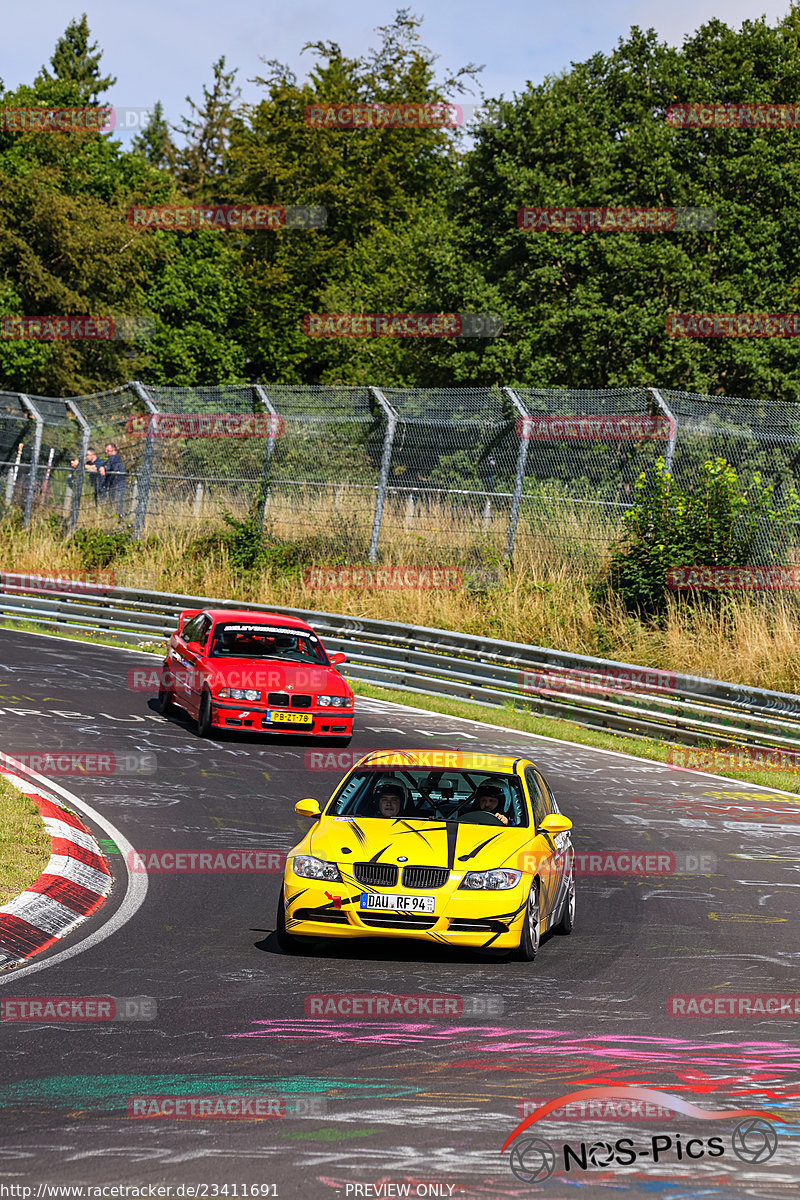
[553,869,576,935]
[518,881,540,961]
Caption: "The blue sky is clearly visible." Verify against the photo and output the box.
[0,1,793,141]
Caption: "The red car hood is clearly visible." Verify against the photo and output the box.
[205,657,349,696]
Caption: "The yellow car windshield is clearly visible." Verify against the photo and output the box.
[328,769,528,827]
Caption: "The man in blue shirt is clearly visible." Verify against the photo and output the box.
[103,442,126,517]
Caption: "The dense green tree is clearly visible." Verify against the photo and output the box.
[226,9,478,382]
[8,8,800,403]
[447,15,800,398]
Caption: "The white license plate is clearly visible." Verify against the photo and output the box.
[360,893,435,913]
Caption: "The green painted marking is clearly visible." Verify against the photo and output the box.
[0,1075,418,1111]
[281,1128,376,1141]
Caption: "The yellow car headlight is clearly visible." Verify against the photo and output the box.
[460,868,522,891]
[292,854,342,882]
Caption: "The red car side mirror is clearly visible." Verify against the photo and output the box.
[185,641,203,656]
[329,652,347,666]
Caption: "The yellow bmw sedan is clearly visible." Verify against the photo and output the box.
[276,749,575,960]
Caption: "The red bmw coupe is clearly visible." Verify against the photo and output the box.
[158,608,354,742]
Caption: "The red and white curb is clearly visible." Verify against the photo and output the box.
[0,767,112,971]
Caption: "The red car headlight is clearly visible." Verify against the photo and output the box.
[218,688,261,702]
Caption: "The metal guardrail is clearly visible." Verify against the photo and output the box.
[2,580,800,753]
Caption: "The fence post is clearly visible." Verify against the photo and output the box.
[367,386,398,564]
[65,399,91,532]
[131,381,160,539]
[648,387,678,474]
[18,395,42,528]
[503,387,531,562]
[405,491,415,526]
[4,433,23,507]
[254,385,280,529]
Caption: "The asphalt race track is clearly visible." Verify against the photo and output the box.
[0,627,798,1199]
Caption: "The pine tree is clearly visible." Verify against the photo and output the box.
[38,14,116,102]
[175,57,240,199]
[132,101,176,171]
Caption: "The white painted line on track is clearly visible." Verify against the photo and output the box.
[0,752,148,983]
[3,623,798,798]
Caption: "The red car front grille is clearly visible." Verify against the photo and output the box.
[267,692,312,708]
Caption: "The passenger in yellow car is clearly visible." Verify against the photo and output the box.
[375,787,405,818]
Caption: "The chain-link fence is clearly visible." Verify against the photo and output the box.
[1,381,799,569]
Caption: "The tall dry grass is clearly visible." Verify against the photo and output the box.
[5,497,800,694]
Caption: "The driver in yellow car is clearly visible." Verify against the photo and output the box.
[475,784,509,825]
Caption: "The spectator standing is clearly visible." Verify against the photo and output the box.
[103,442,126,517]
[70,447,106,506]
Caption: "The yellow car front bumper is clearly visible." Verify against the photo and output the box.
[284,875,530,950]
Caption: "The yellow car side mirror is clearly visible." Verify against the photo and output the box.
[295,797,322,818]
[539,813,572,836]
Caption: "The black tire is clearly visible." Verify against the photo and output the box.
[553,867,576,935]
[157,675,174,716]
[197,688,213,738]
[517,880,541,961]
[276,885,303,953]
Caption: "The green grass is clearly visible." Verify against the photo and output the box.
[0,773,52,905]
[1,615,798,797]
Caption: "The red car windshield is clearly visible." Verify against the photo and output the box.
[208,622,328,664]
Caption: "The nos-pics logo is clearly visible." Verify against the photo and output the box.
[502,1087,782,1183]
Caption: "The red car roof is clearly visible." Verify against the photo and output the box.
[201,610,314,631]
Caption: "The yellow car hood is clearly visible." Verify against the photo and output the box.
[308,816,534,872]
